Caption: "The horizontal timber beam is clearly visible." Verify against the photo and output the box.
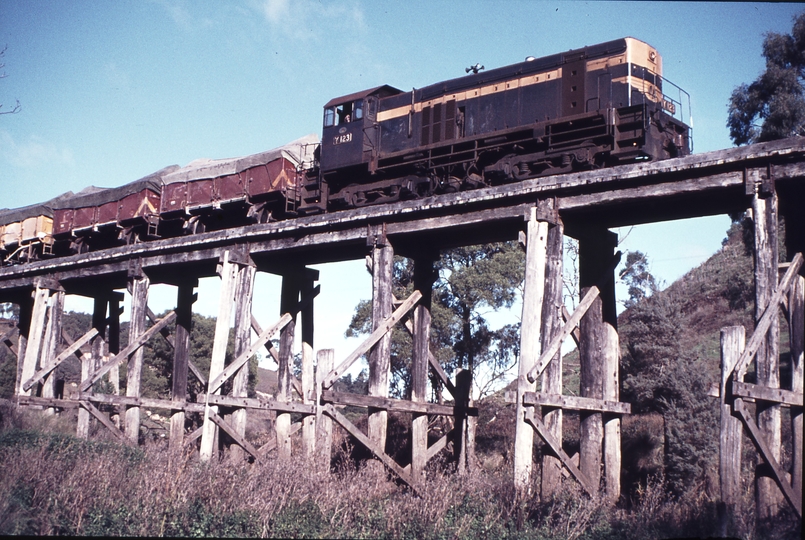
[732,381,803,407]
[0,140,802,289]
[322,390,477,417]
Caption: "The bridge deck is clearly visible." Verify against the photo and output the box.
[0,137,803,296]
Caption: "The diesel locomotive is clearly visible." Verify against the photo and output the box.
[0,37,691,265]
[299,36,691,212]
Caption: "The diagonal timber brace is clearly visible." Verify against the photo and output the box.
[81,310,177,391]
[207,409,262,462]
[527,285,599,383]
[323,289,422,388]
[732,252,803,377]
[207,312,293,394]
[324,404,418,493]
[733,398,802,518]
[524,408,596,495]
[23,326,99,391]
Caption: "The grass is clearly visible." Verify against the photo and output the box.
[0,404,801,539]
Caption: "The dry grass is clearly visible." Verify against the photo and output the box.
[0,402,801,539]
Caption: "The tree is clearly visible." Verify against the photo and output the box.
[619,250,659,309]
[1,45,21,115]
[347,242,524,399]
[727,12,805,145]
[619,253,719,497]
[138,312,258,400]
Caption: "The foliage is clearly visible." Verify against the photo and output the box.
[618,250,658,308]
[618,250,723,497]
[347,242,524,398]
[138,312,258,400]
[727,11,805,145]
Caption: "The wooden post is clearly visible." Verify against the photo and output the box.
[789,275,803,497]
[540,219,564,499]
[301,274,316,459]
[41,290,65,414]
[368,228,393,452]
[19,286,50,398]
[125,274,149,444]
[514,208,548,492]
[14,298,32,398]
[411,255,435,478]
[76,295,108,439]
[229,264,255,462]
[301,342,315,458]
[454,368,473,472]
[107,295,121,427]
[201,251,238,461]
[107,295,120,394]
[753,192,782,519]
[170,281,195,449]
[577,229,618,496]
[276,271,299,460]
[719,326,746,536]
[600,241,620,503]
[316,348,334,469]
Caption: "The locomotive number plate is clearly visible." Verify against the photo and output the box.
[333,133,353,145]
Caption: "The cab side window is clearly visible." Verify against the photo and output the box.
[324,107,335,127]
[337,102,353,124]
[325,100,362,127]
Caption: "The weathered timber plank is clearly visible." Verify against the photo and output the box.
[733,252,803,377]
[719,326,745,528]
[316,349,334,469]
[18,286,50,397]
[732,381,803,407]
[81,400,126,443]
[526,285,599,384]
[17,395,79,409]
[753,193,783,520]
[734,399,802,518]
[368,234,393,452]
[207,409,262,462]
[81,310,177,391]
[200,393,315,414]
[23,326,99,391]
[524,408,596,496]
[323,289,422,388]
[200,251,238,461]
[522,392,631,414]
[324,404,418,492]
[789,274,803,499]
[321,390,476,416]
[250,314,302,398]
[207,312,292,394]
[514,211,548,491]
[82,391,205,412]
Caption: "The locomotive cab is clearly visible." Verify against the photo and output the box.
[318,86,403,206]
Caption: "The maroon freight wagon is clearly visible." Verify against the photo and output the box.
[160,134,318,229]
[51,165,179,249]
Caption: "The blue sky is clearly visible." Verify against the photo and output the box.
[1,1,803,365]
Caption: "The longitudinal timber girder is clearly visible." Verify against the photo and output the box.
[0,137,804,295]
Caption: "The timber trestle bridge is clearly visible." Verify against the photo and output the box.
[2,137,804,525]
